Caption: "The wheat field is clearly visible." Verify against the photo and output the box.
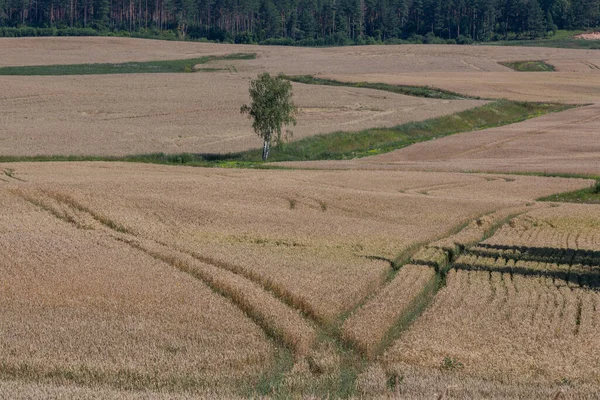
[2,37,600,158]
[0,189,276,394]
[0,73,484,156]
[1,161,593,396]
[2,37,600,398]
[383,203,600,398]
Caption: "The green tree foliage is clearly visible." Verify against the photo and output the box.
[1,0,600,42]
[240,73,297,161]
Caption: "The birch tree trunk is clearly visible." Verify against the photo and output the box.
[262,137,271,161]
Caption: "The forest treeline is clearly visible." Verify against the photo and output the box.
[1,0,599,44]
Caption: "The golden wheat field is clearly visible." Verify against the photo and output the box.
[2,37,600,398]
[281,101,600,176]
[3,37,600,156]
[0,161,593,397]
[0,73,484,156]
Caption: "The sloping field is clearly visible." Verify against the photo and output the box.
[282,103,600,176]
[383,203,600,396]
[321,71,600,103]
[1,38,600,158]
[2,37,600,398]
[4,37,600,75]
[0,189,276,394]
[0,162,593,396]
[3,163,577,323]
[0,73,483,156]
[357,103,600,176]
[3,38,600,105]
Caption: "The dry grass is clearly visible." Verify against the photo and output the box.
[342,264,436,357]
[0,190,276,393]
[384,268,600,385]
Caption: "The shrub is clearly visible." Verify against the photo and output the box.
[456,35,474,45]
[408,34,424,44]
[424,32,445,44]
[593,179,600,194]
[440,356,464,371]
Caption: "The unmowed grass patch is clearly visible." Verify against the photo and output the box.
[257,100,572,162]
[500,60,556,72]
[0,53,255,75]
[285,75,474,100]
[538,178,600,205]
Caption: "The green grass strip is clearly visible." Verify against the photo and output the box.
[284,75,475,100]
[251,100,572,162]
[0,53,255,75]
[499,60,556,72]
[0,100,573,166]
[538,180,600,205]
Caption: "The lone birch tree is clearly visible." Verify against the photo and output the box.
[241,73,297,161]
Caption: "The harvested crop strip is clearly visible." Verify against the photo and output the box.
[342,265,437,357]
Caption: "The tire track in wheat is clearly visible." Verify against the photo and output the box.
[11,188,318,356]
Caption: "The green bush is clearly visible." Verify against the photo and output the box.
[457,35,474,45]
[440,357,464,371]
[594,179,600,194]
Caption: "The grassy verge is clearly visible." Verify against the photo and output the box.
[0,53,255,75]
[285,75,475,100]
[500,60,556,72]
[486,172,600,205]
[252,100,572,162]
[0,100,573,166]
[538,179,600,205]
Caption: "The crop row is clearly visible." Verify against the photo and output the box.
[455,253,600,287]
[384,269,600,385]
[342,265,437,358]
[469,244,600,268]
